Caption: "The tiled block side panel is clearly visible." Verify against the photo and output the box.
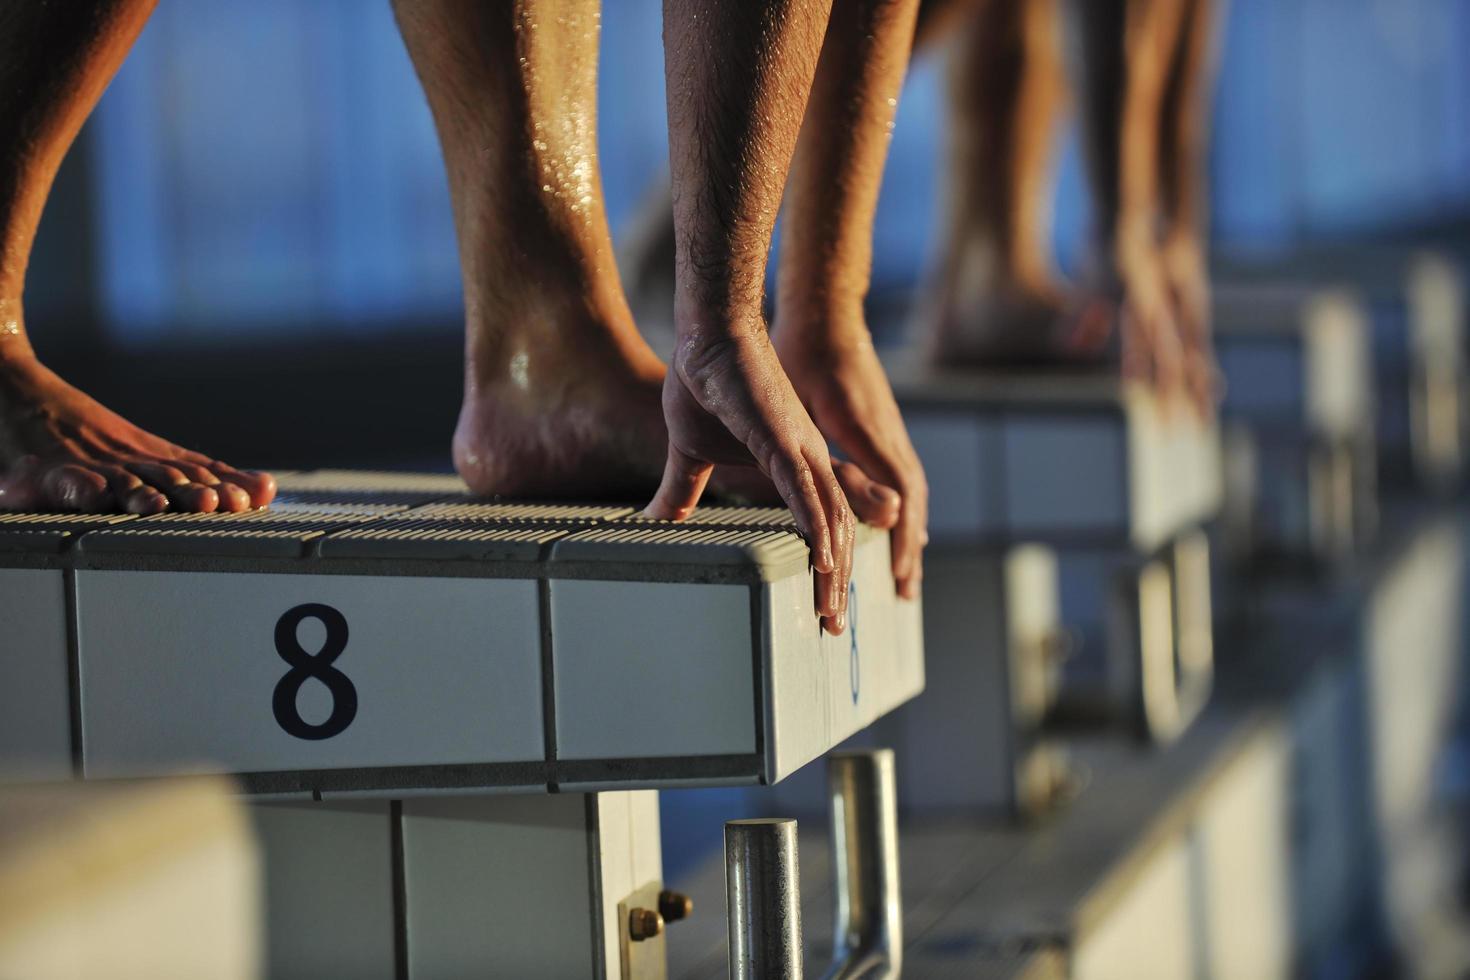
[766,534,924,783]
[77,572,544,777]
[549,579,756,761]
[401,795,595,979]
[0,569,72,780]
[249,801,397,980]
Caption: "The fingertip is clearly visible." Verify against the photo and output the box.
[810,533,835,574]
[647,446,713,523]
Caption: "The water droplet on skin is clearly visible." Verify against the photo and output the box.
[509,351,530,389]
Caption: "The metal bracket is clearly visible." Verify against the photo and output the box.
[617,879,668,980]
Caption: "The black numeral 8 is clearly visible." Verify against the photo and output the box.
[273,603,358,740]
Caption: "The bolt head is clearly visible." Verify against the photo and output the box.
[658,889,693,922]
[628,907,664,942]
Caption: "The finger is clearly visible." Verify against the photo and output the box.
[815,567,839,623]
[892,470,928,600]
[643,445,714,521]
[834,460,900,530]
[766,448,834,575]
[810,451,854,632]
[40,464,110,513]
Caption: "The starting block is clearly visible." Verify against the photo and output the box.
[0,470,921,792]
[1212,283,1377,566]
[1220,249,1467,493]
[0,470,924,979]
[881,358,1221,817]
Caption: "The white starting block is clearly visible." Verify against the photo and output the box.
[882,358,1222,817]
[0,470,924,979]
[0,470,921,792]
[1220,249,1468,493]
[1213,283,1377,566]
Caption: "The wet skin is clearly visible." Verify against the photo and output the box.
[396,0,912,631]
[0,0,275,513]
[774,0,928,600]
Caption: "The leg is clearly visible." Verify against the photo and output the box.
[771,0,926,599]
[392,0,668,499]
[1158,0,1219,407]
[925,0,1077,365]
[654,0,857,633]
[0,1,274,514]
[1067,0,1191,399]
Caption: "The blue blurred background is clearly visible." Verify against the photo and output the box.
[27,0,1470,348]
[17,0,1470,881]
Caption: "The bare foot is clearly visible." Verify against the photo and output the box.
[927,283,1112,369]
[452,321,670,501]
[776,325,921,599]
[0,354,276,514]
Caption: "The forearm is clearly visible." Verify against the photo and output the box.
[663,0,833,337]
[775,0,920,342]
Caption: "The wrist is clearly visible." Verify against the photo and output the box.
[773,295,870,355]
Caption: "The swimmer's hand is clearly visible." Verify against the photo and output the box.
[644,326,857,635]
[776,328,926,600]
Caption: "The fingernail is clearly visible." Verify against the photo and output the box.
[834,611,847,634]
[867,483,897,503]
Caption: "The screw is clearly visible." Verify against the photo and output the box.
[658,889,693,923]
[628,907,664,942]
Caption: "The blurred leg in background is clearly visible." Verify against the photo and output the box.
[1068,0,1195,402]
[1157,0,1220,407]
[0,1,275,514]
[921,0,1083,366]
[772,0,927,598]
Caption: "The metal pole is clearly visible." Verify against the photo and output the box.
[822,749,902,979]
[726,817,803,979]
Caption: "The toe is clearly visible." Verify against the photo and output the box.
[167,482,220,513]
[123,485,169,515]
[213,481,252,513]
[125,460,189,492]
[40,464,110,513]
[169,461,221,487]
[210,464,276,509]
